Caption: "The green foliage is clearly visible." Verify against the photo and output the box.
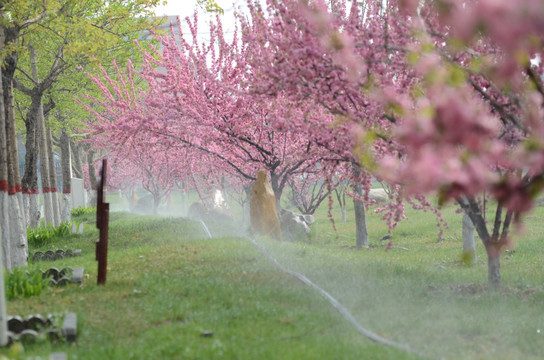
[11,0,165,138]
[26,221,74,247]
[197,0,224,14]
[4,267,49,300]
[71,206,97,216]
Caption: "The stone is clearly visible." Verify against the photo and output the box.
[280,208,311,241]
[32,251,44,262]
[130,194,154,214]
[188,188,232,223]
[44,267,60,280]
[25,315,47,331]
[249,171,281,240]
[50,352,67,360]
[6,331,15,346]
[19,329,39,343]
[8,316,25,334]
[71,267,84,283]
[368,188,389,203]
[302,214,315,225]
[61,312,77,343]
[201,188,229,211]
[56,277,70,286]
[59,267,72,278]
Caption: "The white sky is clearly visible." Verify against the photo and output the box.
[151,0,245,42]
[152,0,241,17]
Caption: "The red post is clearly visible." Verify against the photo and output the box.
[96,159,109,285]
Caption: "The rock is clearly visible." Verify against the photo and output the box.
[280,208,312,241]
[368,188,389,203]
[61,312,77,343]
[188,201,231,223]
[188,188,232,223]
[130,194,154,214]
[249,171,281,240]
[302,214,315,225]
[188,202,206,221]
[202,189,229,211]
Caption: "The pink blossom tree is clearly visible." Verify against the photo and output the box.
[376,0,544,286]
[81,14,337,216]
[239,0,433,248]
[242,0,543,286]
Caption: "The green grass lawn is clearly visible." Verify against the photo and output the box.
[1,192,543,359]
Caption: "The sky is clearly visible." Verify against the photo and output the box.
[152,0,241,17]
[151,0,244,42]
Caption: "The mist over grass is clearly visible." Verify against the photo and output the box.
[251,197,544,359]
[4,190,543,359]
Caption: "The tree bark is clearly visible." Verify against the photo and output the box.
[37,99,53,225]
[46,126,60,226]
[3,42,27,268]
[458,196,508,287]
[0,65,7,336]
[486,247,501,287]
[71,139,83,179]
[462,212,476,264]
[87,148,98,207]
[21,92,41,228]
[59,129,71,222]
[0,26,11,271]
[352,164,368,249]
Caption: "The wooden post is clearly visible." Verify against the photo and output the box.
[96,159,109,285]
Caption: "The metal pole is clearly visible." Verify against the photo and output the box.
[96,159,109,285]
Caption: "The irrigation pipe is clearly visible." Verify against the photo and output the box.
[245,235,430,359]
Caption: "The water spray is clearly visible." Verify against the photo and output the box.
[196,218,429,358]
[198,220,213,239]
[246,235,430,359]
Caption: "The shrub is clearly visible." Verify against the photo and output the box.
[4,267,49,300]
[27,221,74,247]
[71,206,96,216]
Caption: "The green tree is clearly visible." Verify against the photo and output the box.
[12,0,163,227]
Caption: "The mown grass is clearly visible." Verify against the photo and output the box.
[2,212,416,360]
[1,191,543,359]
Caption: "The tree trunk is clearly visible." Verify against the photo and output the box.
[22,92,41,228]
[486,246,501,288]
[0,28,11,270]
[46,126,60,226]
[59,129,71,222]
[462,212,476,264]
[458,196,506,287]
[270,172,284,213]
[3,49,27,268]
[87,148,98,207]
[353,182,368,248]
[0,231,7,346]
[352,165,368,249]
[37,99,53,225]
[153,194,160,214]
[71,139,83,179]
